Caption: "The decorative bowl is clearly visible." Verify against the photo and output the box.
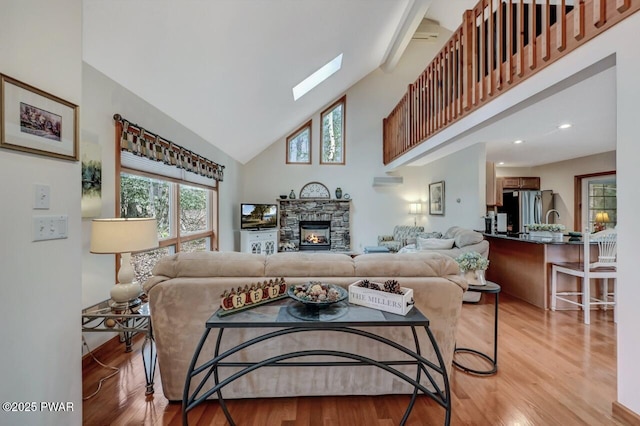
[279,195,288,199]
[287,282,348,307]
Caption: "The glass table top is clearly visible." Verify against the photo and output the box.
[206,298,428,328]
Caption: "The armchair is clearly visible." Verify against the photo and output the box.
[377,225,425,252]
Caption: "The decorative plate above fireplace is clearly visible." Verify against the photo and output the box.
[299,181,330,199]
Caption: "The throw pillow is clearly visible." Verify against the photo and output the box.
[454,230,484,248]
[417,237,455,250]
[416,231,443,239]
[443,226,461,239]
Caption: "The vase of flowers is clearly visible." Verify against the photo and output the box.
[455,251,489,286]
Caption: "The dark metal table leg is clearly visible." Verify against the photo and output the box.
[141,321,157,395]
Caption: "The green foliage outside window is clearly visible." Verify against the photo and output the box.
[321,100,344,163]
[120,173,170,238]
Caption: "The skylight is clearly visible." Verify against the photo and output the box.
[293,53,343,101]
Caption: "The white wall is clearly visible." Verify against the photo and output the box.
[497,151,616,230]
[612,14,640,417]
[81,64,244,349]
[402,143,486,232]
[0,1,83,425]
[243,37,493,250]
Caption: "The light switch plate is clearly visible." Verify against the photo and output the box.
[34,184,50,209]
[33,215,68,241]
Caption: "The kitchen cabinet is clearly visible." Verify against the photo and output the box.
[495,177,504,206]
[501,176,540,190]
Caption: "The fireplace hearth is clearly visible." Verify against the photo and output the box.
[299,221,331,251]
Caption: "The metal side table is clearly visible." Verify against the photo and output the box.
[82,299,157,395]
[453,281,500,375]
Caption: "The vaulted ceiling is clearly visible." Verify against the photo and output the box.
[82,0,483,164]
[83,0,611,168]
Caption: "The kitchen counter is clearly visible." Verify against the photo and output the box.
[483,234,594,309]
[482,233,583,245]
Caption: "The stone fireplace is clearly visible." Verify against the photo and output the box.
[278,199,350,251]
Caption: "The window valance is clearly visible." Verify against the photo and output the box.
[113,113,225,182]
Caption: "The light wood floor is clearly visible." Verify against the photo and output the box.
[83,294,623,425]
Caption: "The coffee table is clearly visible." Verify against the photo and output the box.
[182,298,451,425]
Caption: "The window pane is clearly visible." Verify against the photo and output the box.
[132,245,175,285]
[321,97,345,164]
[180,184,209,234]
[181,237,209,253]
[120,173,171,239]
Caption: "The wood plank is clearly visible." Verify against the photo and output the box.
[480,2,486,100]
[83,294,623,425]
[617,0,630,12]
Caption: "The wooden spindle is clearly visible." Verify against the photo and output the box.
[497,0,504,90]
[507,0,514,83]
[463,10,473,110]
[617,0,630,12]
[542,0,550,60]
[479,3,486,100]
[517,0,525,76]
[529,0,537,70]
[557,0,566,51]
[593,0,606,28]
[488,0,496,96]
[574,0,585,40]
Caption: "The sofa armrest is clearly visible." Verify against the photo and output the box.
[377,235,394,244]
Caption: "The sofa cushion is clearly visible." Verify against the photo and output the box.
[151,251,266,278]
[417,237,455,250]
[354,252,462,279]
[265,252,355,277]
[417,231,443,239]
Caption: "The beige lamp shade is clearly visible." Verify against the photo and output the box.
[595,212,610,223]
[90,218,159,254]
[90,218,159,304]
[409,203,422,215]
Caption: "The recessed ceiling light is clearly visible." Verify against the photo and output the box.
[292,53,343,101]
[498,161,505,165]
[513,139,523,144]
[558,123,572,129]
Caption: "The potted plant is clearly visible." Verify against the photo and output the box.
[526,223,566,242]
[455,251,489,285]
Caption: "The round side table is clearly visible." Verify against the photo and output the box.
[453,281,501,375]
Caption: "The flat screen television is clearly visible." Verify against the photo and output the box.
[241,203,278,230]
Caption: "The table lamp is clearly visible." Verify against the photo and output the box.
[90,218,159,306]
[594,211,610,232]
[409,202,422,226]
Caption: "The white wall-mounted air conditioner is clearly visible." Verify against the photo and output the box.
[372,176,403,186]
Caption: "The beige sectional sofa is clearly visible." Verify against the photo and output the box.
[144,251,467,401]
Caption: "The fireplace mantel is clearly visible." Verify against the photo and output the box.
[278,199,351,251]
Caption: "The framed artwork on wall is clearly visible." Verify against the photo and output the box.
[429,181,445,215]
[320,95,346,165]
[286,120,312,164]
[0,74,79,161]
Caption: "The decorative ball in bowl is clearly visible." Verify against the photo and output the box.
[288,282,348,307]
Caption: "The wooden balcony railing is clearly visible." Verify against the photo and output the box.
[383,0,639,165]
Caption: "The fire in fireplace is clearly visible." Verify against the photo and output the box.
[299,221,331,250]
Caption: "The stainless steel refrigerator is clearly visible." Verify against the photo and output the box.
[499,190,554,233]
